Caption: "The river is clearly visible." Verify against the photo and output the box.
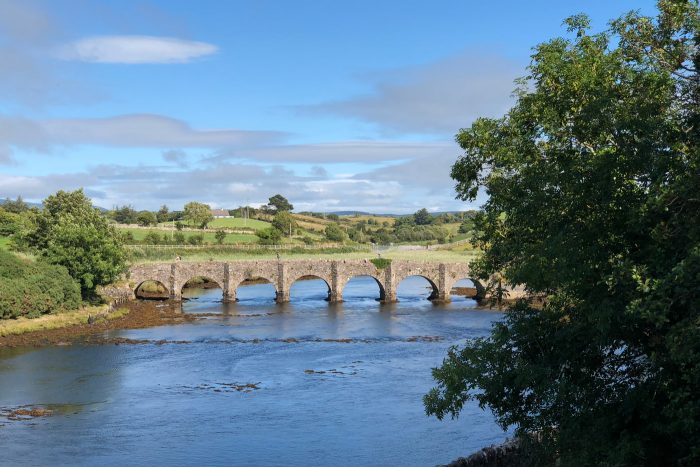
[0,276,510,466]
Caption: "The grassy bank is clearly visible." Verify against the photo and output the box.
[0,236,10,250]
[0,305,129,337]
[207,218,270,230]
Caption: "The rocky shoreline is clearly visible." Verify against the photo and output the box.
[0,301,192,349]
[441,438,528,467]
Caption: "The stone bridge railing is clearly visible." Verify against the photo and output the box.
[126,259,484,303]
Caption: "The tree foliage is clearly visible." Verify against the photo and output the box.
[413,208,433,225]
[426,3,700,465]
[324,222,347,242]
[17,190,126,298]
[256,227,282,245]
[136,211,157,227]
[156,205,170,223]
[267,194,294,212]
[0,209,20,236]
[1,196,28,214]
[271,211,296,237]
[0,251,81,319]
[183,201,213,228]
[214,230,227,244]
[111,205,138,224]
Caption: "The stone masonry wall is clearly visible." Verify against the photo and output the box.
[127,259,482,303]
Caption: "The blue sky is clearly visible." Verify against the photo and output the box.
[0,0,657,212]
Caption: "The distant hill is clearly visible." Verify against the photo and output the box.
[0,199,42,209]
[329,210,478,217]
[329,211,399,217]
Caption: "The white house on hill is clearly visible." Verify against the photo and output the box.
[211,209,232,218]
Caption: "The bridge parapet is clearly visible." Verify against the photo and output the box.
[127,259,481,304]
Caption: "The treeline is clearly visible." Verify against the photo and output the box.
[347,209,477,245]
[0,190,127,319]
[124,231,223,246]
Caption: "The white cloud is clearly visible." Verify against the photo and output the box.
[57,35,218,64]
[211,141,451,163]
[0,113,285,151]
[299,50,522,135]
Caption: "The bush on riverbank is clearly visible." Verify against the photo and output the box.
[0,251,81,319]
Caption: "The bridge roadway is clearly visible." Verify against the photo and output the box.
[128,259,484,303]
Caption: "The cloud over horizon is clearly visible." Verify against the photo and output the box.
[0,114,286,162]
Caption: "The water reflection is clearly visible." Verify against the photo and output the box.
[0,275,509,466]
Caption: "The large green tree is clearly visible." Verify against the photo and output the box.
[425,2,700,465]
[267,194,294,212]
[413,208,433,225]
[183,201,214,228]
[2,196,28,214]
[271,211,296,237]
[20,189,127,298]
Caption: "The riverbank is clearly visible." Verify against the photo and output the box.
[0,301,190,348]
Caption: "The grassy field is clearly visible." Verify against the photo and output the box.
[0,236,9,250]
[340,215,396,226]
[206,217,271,231]
[117,227,258,244]
[289,214,331,232]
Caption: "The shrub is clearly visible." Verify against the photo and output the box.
[143,231,161,245]
[370,258,392,270]
[215,230,227,244]
[324,223,347,242]
[188,234,204,245]
[0,210,20,236]
[0,251,81,319]
[256,227,282,245]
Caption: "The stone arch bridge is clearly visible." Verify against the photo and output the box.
[127,259,485,303]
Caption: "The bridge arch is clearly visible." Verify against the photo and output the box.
[340,275,386,302]
[395,274,440,301]
[289,275,332,301]
[134,280,169,300]
[444,275,485,301]
[179,276,223,298]
[232,275,279,303]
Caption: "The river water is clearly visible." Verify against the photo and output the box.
[0,276,509,466]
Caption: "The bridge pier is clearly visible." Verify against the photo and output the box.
[328,290,343,303]
[430,291,451,303]
[381,291,398,303]
[170,289,182,301]
[276,289,290,303]
[223,288,237,302]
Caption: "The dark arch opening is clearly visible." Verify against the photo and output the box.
[235,277,277,303]
[289,275,331,301]
[181,276,223,299]
[396,275,439,301]
[342,275,386,302]
[135,280,169,300]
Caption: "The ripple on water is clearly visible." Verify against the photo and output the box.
[0,276,511,466]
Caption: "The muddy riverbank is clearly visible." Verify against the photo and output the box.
[0,301,191,349]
